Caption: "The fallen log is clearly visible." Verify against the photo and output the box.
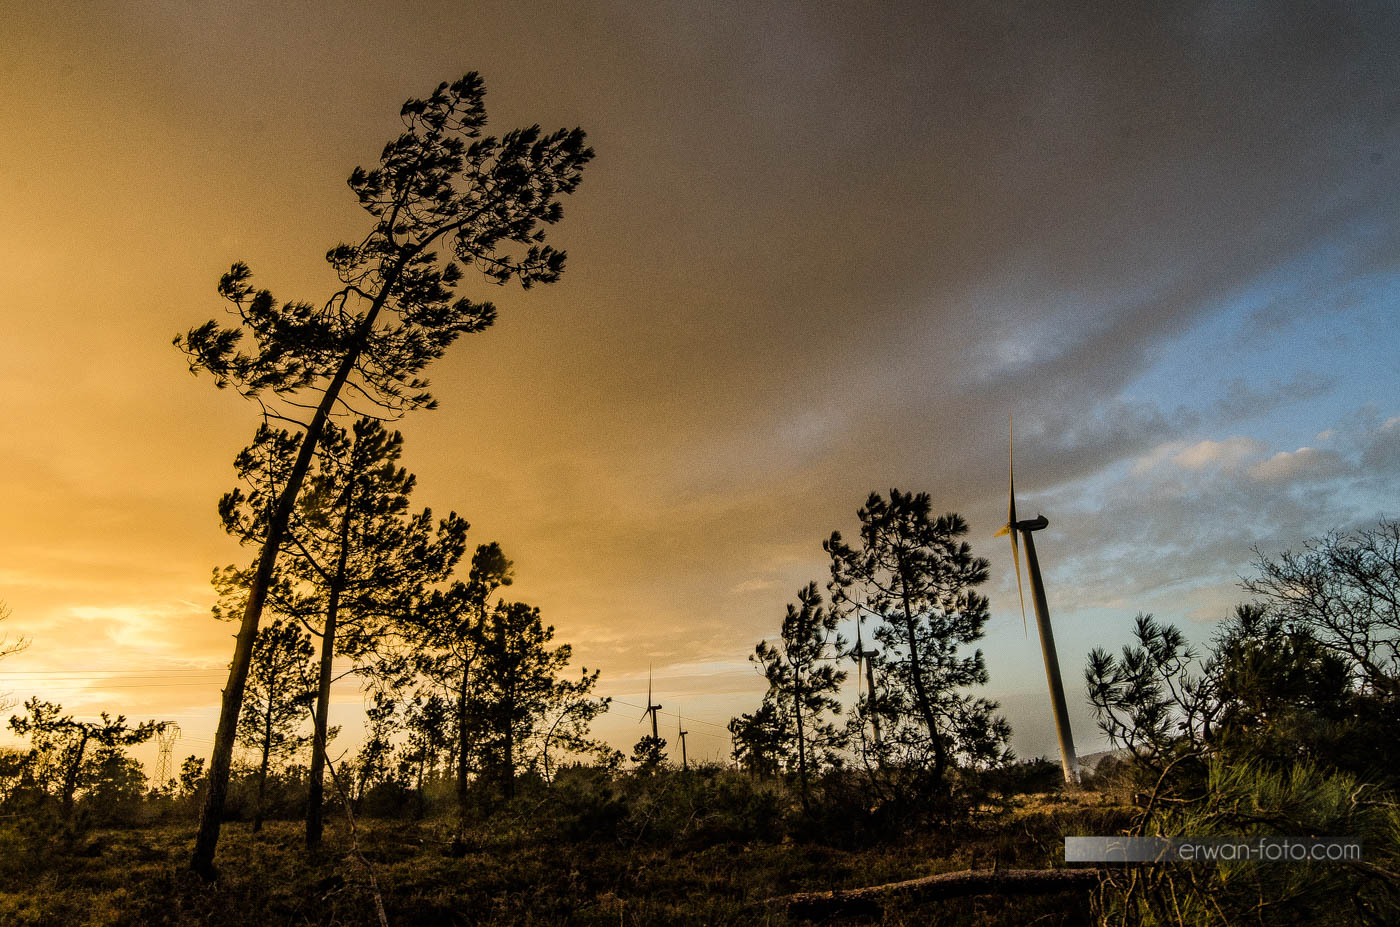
[771,867,1104,920]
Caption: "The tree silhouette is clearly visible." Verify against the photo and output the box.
[219,417,467,849]
[411,541,512,822]
[398,691,451,810]
[235,620,314,833]
[630,734,668,773]
[352,688,401,811]
[470,600,607,799]
[175,72,592,875]
[826,490,1010,794]
[1087,603,1397,785]
[1086,575,1400,924]
[751,582,847,807]
[0,602,29,713]
[7,699,159,822]
[1242,518,1400,696]
[728,701,787,778]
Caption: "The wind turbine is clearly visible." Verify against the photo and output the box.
[995,415,1080,786]
[677,710,689,771]
[850,616,881,750]
[640,666,663,741]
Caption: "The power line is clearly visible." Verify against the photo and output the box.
[608,697,731,733]
[6,682,228,689]
[0,672,226,677]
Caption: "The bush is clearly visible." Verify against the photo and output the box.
[1096,758,1400,926]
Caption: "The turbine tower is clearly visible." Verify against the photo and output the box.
[677,710,689,771]
[640,667,663,740]
[995,416,1080,785]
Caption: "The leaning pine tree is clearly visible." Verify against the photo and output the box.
[176,72,592,876]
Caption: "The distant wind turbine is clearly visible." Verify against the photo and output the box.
[677,709,688,771]
[850,616,882,750]
[994,415,1080,786]
[640,666,663,740]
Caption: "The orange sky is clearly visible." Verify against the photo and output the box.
[4,1,1399,769]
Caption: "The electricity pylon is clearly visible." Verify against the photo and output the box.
[154,721,182,786]
[995,415,1080,785]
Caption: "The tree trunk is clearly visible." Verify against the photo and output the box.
[254,696,273,833]
[306,600,339,849]
[793,680,808,809]
[772,867,1103,920]
[895,548,948,783]
[191,256,410,879]
[456,658,472,823]
[307,453,360,850]
[60,731,90,822]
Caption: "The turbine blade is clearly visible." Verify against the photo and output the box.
[1010,527,1028,636]
[1008,411,1018,529]
[1007,412,1026,636]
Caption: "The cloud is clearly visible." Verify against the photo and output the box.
[729,577,781,595]
[1360,417,1400,477]
[1172,437,1268,472]
[1214,372,1335,423]
[1249,447,1352,484]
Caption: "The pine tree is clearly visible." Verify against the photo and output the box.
[826,490,1011,794]
[410,542,512,821]
[218,417,467,849]
[235,620,314,832]
[176,73,591,875]
[728,702,787,778]
[8,699,160,821]
[470,600,607,798]
[751,582,847,807]
[398,691,451,809]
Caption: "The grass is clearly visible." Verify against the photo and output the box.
[0,782,1129,926]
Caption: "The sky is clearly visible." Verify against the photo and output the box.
[2,0,1398,771]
